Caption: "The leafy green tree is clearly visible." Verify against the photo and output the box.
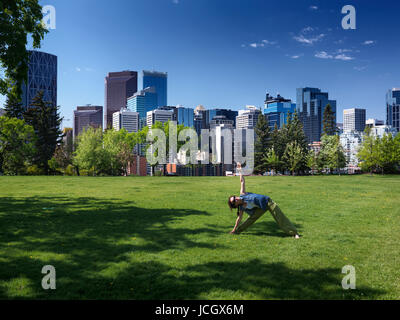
[23,91,63,174]
[73,127,105,176]
[319,134,346,174]
[306,149,318,175]
[357,127,379,175]
[48,143,73,174]
[0,0,48,98]
[0,116,36,175]
[263,147,282,175]
[376,133,399,174]
[254,114,271,174]
[162,120,186,175]
[103,128,138,176]
[4,94,25,119]
[322,104,336,136]
[283,141,303,176]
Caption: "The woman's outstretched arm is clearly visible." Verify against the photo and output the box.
[237,163,245,195]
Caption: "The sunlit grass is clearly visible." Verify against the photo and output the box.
[0,175,399,299]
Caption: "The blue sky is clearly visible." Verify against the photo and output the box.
[2,0,400,128]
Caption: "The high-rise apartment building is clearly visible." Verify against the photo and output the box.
[113,108,140,133]
[366,118,397,138]
[386,88,400,132]
[340,131,363,166]
[73,105,103,140]
[146,109,174,128]
[296,87,337,143]
[21,50,57,110]
[343,108,366,132]
[142,70,168,108]
[236,106,262,129]
[104,71,138,129]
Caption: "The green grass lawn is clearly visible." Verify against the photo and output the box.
[0,175,399,300]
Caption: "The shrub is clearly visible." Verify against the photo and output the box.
[64,164,75,176]
[26,165,44,176]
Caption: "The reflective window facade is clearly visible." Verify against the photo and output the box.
[386,88,400,132]
[143,71,167,108]
[296,87,337,143]
[21,50,57,110]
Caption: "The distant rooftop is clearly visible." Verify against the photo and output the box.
[142,70,168,77]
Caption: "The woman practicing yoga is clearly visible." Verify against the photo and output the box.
[227,163,301,238]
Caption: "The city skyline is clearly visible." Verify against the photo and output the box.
[1,0,400,129]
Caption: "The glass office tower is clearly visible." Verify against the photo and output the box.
[386,88,400,133]
[296,87,337,143]
[21,50,57,110]
[263,93,296,129]
[142,70,168,108]
[127,87,158,119]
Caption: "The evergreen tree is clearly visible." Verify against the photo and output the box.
[271,123,285,172]
[289,109,309,172]
[254,114,271,174]
[322,104,336,136]
[283,141,303,176]
[23,91,63,175]
[4,94,25,119]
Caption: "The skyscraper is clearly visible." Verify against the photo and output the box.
[21,50,57,110]
[263,93,296,129]
[386,88,400,133]
[343,108,366,132]
[127,87,158,119]
[194,105,207,136]
[73,105,103,140]
[142,70,168,107]
[104,71,138,129]
[296,87,337,143]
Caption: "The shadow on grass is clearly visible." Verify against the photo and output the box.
[0,196,384,299]
[245,221,303,238]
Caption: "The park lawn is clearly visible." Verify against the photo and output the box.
[0,175,399,300]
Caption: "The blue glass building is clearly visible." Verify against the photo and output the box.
[157,105,194,128]
[142,70,167,108]
[177,106,194,127]
[263,93,296,129]
[296,87,337,143]
[207,109,238,127]
[386,88,400,133]
[21,50,57,110]
[127,87,158,119]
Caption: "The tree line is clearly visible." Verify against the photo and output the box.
[357,126,400,174]
[254,104,347,175]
